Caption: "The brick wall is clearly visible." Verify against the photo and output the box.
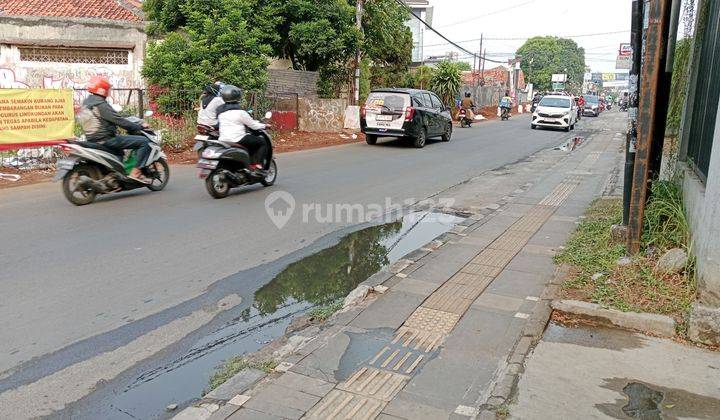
[267,69,318,97]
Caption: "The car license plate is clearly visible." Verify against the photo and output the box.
[376,115,392,121]
[194,135,209,141]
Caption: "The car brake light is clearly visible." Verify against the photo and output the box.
[59,144,72,152]
[360,105,366,118]
[405,106,415,121]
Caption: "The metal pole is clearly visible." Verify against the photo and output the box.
[353,0,363,105]
[623,0,643,226]
[137,89,144,119]
[477,34,483,88]
[627,0,672,254]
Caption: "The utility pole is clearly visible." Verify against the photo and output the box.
[627,0,673,254]
[353,0,363,105]
[481,48,486,84]
[477,34,483,88]
[623,0,643,227]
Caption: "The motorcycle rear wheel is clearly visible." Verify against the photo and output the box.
[206,170,231,199]
[62,164,100,206]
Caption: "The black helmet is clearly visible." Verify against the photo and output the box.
[220,85,242,103]
[465,92,471,97]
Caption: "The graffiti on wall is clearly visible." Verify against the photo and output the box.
[298,98,346,132]
[0,66,140,110]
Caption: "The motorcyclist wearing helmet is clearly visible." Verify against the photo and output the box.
[78,76,152,183]
[197,81,224,128]
[460,92,475,120]
[216,85,269,173]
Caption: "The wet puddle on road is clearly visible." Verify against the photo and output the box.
[83,211,463,419]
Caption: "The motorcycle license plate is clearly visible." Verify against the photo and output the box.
[194,135,210,141]
[56,159,76,170]
[197,159,218,169]
[376,115,392,121]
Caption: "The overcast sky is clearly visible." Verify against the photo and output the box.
[420,0,632,73]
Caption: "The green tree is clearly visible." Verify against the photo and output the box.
[455,61,472,72]
[516,36,585,91]
[410,65,434,89]
[142,0,274,111]
[430,61,462,107]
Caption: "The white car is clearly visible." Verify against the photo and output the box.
[531,95,577,132]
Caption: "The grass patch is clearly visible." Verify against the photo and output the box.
[307,298,344,322]
[207,357,278,392]
[556,189,696,324]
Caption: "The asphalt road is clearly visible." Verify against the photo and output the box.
[0,114,594,401]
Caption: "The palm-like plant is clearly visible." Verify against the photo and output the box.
[430,61,462,107]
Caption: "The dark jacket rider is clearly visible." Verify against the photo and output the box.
[78,76,151,183]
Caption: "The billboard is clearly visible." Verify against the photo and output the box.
[0,89,74,150]
[551,74,567,82]
[616,55,631,70]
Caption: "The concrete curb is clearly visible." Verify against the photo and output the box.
[551,299,677,338]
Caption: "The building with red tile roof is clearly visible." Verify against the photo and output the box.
[0,0,147,91]
[0,0,142,21]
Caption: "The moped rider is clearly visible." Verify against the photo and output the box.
[216,85,269,174]
[197,82,224,128]
[78,76,152,183]
[460,92,476,120]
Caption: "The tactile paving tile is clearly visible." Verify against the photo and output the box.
[422,281,491,314]
[447,272,492,286]
[403,306,461,334]
[391,327,445,353]
[471,248,516,267]
[304,389,384,420]
[508,215,549,232]
[369,345,429,374]
[538,182,577,206]
[489,230,534,252]
[460,263,503,277]
[336,367,409,401]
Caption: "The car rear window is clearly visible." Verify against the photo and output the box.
[539,97,571,108]
[366,92,409,112]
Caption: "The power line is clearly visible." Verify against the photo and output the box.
[436,0,538,28]
[394,0,505,64]
[422,30,631,48]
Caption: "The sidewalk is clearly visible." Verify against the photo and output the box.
[181,116,627,420]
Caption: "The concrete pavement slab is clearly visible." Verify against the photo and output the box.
[484,269,549,299]
[392,277,441,297]
[350,291,426,330]
[272,371,335,398]
[511,323,720,419]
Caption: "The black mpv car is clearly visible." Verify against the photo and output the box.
[360,88,453,148]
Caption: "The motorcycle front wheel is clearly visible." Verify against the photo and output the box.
[206,169,231,199]
[261,159,278,186]
[146,158,170,191]
[62,164,100,206]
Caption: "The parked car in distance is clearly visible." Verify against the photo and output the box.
[531,94,577,132]
[360,88,453,148]
[582,95,601,117]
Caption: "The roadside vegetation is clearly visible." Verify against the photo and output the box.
[207,358,278,393]
[307,298,344,322]
[556,181,696,327]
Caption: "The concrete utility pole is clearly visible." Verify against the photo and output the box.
[353,0,364,105]
[627,0,673,254]
[477,34,483,88]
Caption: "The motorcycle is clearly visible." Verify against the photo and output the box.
[620,101,628,112]
[54,111,170,206]
[193,124,219,157]
[606,102,613,111]
[500,107,511,121]
[197,111,278,199]
[458,108,473,128]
